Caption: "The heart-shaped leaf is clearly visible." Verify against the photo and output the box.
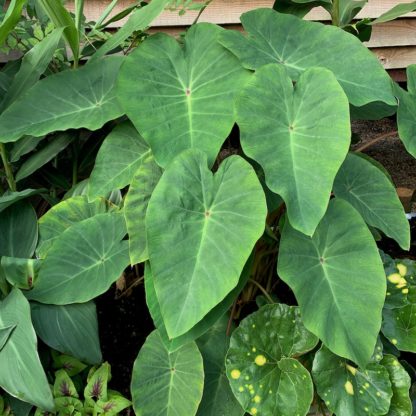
[31,302,102,364]
[124,154,162,265]
[27,213,129,304]
[146,149,267,338]
[88,121,151,199]
[381,354,412,416]
[219,8,396,108]
[278,198,386,367]
[0,57,124,143]
[236,64,350,235]
[0,289,54,411]
[334,153,410,250]
[131,330,204,416]
[312,345,393,416]
[117,23,250,168]
[226,304,318,416]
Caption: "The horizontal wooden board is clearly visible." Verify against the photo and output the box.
[372,46,416,69]
[71,0,416,27]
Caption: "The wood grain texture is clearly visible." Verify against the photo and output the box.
[372,46,416,69]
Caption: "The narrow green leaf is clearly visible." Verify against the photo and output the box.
[10,136,45,162]
[37,0,79,62]
[91,0,169,60]
[0,289,54,411]
[125,154,162,265]
[0,56,124,143]
[334,153,410,250]
[0,189,45,213]
[219,8,396,108]
[236,64,350,235]
[0,201,38,258]
[88,121,150,199]
[278,198,386,367]
[196,315,244,416]
[31,301,102,365]
[16,132,73,182]
[371,1,416,24]
[273,0,331,18]
[27,213,129,304]
[226,304,318,416]
[37,195,115,258]
[0,0,26,46]
[147,149,267,338]
[1,27,64,110]
[312,345,393,416]
[382,355,412,416]
[131,330,204,416]
[0,324,16,351]
[117,23,251,168]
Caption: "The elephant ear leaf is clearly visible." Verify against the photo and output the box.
[236,64,350,235]
[219,8,396,108]
[117,23,251,168]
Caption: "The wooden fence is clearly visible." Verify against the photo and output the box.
[69,0,416,80]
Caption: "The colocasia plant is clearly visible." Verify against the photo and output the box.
[1,0,416,415]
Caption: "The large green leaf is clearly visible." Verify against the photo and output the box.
[1,257,40,289]
[226,304,318,416]
[117,23,251,168]
[37,0,79,62]
[371,1,416,24]
[91,0,169,60]
[88,121,150,199]
[0,289,54,411]
[0,0,26,46]
[31,301,102,364]
[334,153,410,249]
[37,195,114,258]
[131,330,204,416]
[397,65,416,158]
[278,198,386,367]
[382,355,412,416]
[196,315,244,416]
[382,304,416,353]
[144,254,252,352]
[0,201,37,258]
[16,132,73,182]
[1,28,64,110]
[146,149,267,338]
[219,8,396,108]
[125,154,162,265]
[236,64,350,236]
[0,324,15,351]
[0,57,124,143]
[312,345,392,416]
[273,0,331,18]
[27,213,129,304]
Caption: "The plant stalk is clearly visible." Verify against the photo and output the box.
[354,130,398,153]
[331,0,340,26]
[249,278,274,304]
[192,0,213,25]
[0,143,16,192]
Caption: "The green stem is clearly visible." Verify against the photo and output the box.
[0,143,16,192]
[331,0,340,26]
[249,278,274,304]
[192,0,213,25]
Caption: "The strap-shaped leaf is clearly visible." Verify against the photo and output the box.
[31,302,102,365]
[0,0,26,45]
[236,64,350,235]
[37,195,114,258]
[381,354,412,416]
[0,189,45,213]
[117,23,251,168]
[27,213,129,304]
[278,198,386,367]
[226,304,318,416]
[219,8,396,108]
[131,330,204,416]
[88,121,151,199]
[146,149,266,338]
[334,153,410,250]
[312,345,392,416]
[125,154,162,265]
[0,289,54,411]
[196,315,244,416]
[0,57,124,143]
[144,255,252,352]
[397,65,416,158]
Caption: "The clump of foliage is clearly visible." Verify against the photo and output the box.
[1,0,416,415]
